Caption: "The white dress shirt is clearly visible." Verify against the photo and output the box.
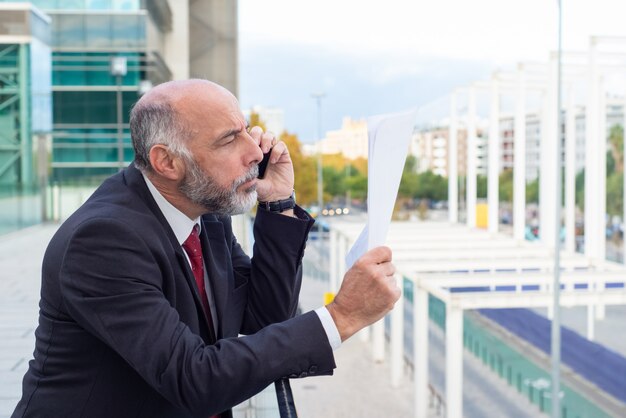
[142,174,341,350]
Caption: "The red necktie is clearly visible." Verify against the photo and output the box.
[182,225,215,341]
[183,226,220,418]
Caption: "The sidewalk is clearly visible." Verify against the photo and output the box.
[0,224,57,417]
[292,276,415,418]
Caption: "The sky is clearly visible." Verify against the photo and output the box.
[238,0,626,142]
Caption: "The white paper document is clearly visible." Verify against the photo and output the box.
[345,108,417,269]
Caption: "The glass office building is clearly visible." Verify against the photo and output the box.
[0,4,52,232]
[0,0,173,181]
[0,0,238,232]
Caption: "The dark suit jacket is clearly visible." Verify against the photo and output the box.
[12,165,335,418]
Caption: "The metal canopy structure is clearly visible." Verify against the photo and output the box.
[327,219,626,418]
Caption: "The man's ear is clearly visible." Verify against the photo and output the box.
[149,145,184,180]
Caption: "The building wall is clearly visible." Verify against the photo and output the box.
[0,0,239,181]
[243,105,285,137]
[0,3,52,186]
[410,127,483,177]
[189,0,238,96]
[164,0,189,80]
[318,117,368,160]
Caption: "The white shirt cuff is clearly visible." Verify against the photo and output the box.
[314,306,342,350]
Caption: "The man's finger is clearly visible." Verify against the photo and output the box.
[248,126,263,145]
[361,246,392,264]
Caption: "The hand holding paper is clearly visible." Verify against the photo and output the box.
[346,108,418,268]
[326,246,399,341]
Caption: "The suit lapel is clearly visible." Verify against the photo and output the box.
[200,216,230,339]
[123,165,214,338]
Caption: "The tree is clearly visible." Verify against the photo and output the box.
[576,170,585,211]
[608,124,624,173]
[606,171,623,217]
[477,175,487,198]
[280,131,317,205]
[499,169,513,203]
[526,178,539,204]
[248,112,267,132]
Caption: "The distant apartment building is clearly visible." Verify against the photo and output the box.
[410,127,487,177]
[317,117,368,159]
[413,99,624,182]
[243,105,285,137]
[0,0,238,182]
[500,99,623,181]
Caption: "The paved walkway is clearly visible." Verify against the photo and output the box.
[0,224,56,417]
[292,276,416,418]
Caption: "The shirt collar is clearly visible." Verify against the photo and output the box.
[142,173,201,245]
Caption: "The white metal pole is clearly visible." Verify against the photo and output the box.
[596,76,607,320]
[623,92,626,266]
[565,86,577,254]
[445,306,464,418]
[488,77,500,234]
[585,38,599,261]
[338,233,347,283]
[514,64,527,242]
[391,275,404,387]
[586,304,595,341]
[414,285,429,418]
[467,87,478,228]
[551,4,564,414]
[541,53,558,249]
[329,228,338,293]
[449,92,459,223]
[372,320,385,363]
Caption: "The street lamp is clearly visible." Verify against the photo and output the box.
[110,56,127,170]
[311,92,325,217]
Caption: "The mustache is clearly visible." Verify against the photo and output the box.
[233,165,259,189]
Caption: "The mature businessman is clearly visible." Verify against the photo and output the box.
[12,79,400,418]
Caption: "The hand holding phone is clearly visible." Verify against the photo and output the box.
[257,148,272,179]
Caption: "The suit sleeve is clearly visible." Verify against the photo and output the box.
[59,217,333,417]
[228,206,315,334]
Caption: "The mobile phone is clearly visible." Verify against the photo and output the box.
[258,148,272,179]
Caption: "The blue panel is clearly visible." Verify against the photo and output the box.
[478,308,626,403]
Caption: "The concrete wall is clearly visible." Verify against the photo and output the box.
[189,0,238,96]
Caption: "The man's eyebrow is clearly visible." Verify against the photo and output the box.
[218,127,243,140]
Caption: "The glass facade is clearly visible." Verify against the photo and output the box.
[0,1,161,181]
[0,43,29,186]
[51,12,146,48]
[0,0,141,11]
[45,8,149,181]
[0,5,52,233]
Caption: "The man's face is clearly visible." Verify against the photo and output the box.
[175,84,263,215]
[178,152,258,216]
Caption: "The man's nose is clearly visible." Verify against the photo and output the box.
[245,131,264,165]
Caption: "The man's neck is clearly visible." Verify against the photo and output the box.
[145,172,202,220]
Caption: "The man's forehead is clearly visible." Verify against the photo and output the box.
[141,80,233,107]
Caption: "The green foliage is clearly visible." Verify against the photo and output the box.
[346,175,367,200]
[576,170,584,211]
[606,172,623,217]
[499,169,513,203]
[322,166,345,197]
[477,175,487,198]
[416,171,448,201]
[607,150,615,175]
[526,178,539,203]
[608,124,624,174]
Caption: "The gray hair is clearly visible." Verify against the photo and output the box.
[130,100,193,172]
